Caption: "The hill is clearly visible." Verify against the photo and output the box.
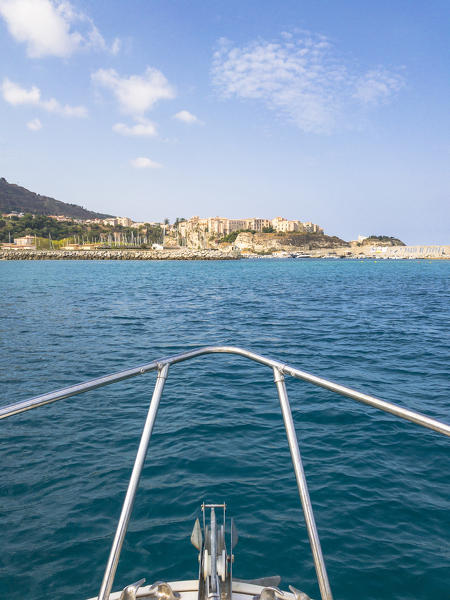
[0,177,113,220]
[360,235,405,246]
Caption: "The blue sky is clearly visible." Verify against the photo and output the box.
[0,0,448,244]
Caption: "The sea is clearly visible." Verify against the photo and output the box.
[0,259,449,600]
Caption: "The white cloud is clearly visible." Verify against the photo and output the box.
[0,0,119,58]
[113,119,157,137]
[110,37,121,56]
[130,157,162,169]
[27,117,42,130]
[173,110,201,124]
[92,67,175,117]
[2,78,40,104]
[212,33,405,134]
[353,68,404,105]
[2,77,87,117]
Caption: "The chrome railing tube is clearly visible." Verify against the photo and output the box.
[97,364,169,600]
[1,346,449,438]
[278,363,450,438]
[273,367,333,600]
[0,359,160,420]
[0,345,448,439]
[1,346,449,600]
[210,507,217,594]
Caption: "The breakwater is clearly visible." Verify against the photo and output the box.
[0,248,241,260]
[309,244,450,259]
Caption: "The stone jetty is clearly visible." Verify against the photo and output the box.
[0,248,241,260]
[309,245,450,259]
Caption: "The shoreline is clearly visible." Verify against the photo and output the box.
[0,244,449,261]
[0,248,241,261]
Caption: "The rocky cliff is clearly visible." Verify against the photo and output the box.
[233,232,349,253]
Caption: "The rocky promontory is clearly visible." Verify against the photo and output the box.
[233,231,348,254]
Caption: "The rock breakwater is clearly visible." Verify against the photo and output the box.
[0,248,241,260]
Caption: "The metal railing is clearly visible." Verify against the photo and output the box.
[1,346,449,600]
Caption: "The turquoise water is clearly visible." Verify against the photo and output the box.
[0,259,449,600]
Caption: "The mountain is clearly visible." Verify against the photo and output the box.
[0,177,113,220]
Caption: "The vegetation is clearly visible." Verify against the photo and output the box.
[262,226,275,233]
[0,177,112,219]
[282,233,348,247]
[0,214,164,247]
[360,236,405,246]
[1,214,88,241]
[254,249,276,255]
[215,229,346,249]
[217,229,256,243]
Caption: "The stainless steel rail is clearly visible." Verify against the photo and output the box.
[97,364,169,600]
[1,346,449,436]
[1,346,449,600]
[274,368,332,600]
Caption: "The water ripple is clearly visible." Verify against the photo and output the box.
[0,259,449,600]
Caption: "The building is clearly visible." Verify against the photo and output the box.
[117,217,133,227]
[48,215,73,222]
[246,218,272,232]
[2,212,24,218]
[102,217,133,227]
[270,217,324,233]
[271,217,302,232]
[176,215,323,243]
[84,218,104,224]
[14,235,36,248]
[130,222,148,229]
[303,222,323,234]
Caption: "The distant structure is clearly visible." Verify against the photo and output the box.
[176,216,323,239]
[102,217,133,227]
[1,211,24,218]
[170,216,323,250]
[13,235,36,248]
[48,215,73,222]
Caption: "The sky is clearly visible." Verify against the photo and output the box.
[0,0,449,244]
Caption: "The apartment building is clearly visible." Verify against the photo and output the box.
[14,235,36,248]
[102,217,133,227]
[176,215,323,238]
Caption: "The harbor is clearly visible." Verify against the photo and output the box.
[1,245,448,260]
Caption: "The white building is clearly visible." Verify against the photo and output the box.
[14,235,36,248]
[117,217,133,227]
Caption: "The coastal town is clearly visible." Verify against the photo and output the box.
[1,177,447,259]
[1,210,448,260]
